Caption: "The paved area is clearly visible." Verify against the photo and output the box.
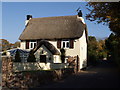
[38,60,120,88]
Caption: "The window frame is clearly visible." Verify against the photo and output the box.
[61,40,70,49]
[29,41,37,49]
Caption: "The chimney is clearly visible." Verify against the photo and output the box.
[77,10,85,24]
[78,10,82,17]
[27,15,32,20]
[25,15,32,26]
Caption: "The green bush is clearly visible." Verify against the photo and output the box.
[88,50,98,66]
[2,51,7,55]
[27,50,36,62]
[98,51,107,60]
[14,50,21,62]
[60,48,66,63]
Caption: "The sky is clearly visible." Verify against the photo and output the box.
[2,2,112,43]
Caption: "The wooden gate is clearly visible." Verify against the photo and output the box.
[67,55,80,73]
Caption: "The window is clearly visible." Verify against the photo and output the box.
[40,55,46,63]
[29,41,37,49]
[57,40,74,49]
[61,40,70,48]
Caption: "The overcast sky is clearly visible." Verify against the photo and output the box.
[2,2,112,43]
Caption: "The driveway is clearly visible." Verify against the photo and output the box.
[36,60,120,88]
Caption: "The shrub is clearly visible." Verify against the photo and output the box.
[60,48,66,63]
[98,51,107,60]
[14,50,21,62]
[27,50,36,62]
[2,51,7,55]
[88,50,98,66]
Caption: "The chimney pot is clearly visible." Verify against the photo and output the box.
[78,10,82,17]
[27,15,32,20]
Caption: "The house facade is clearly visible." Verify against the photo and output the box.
[19,13,88,69]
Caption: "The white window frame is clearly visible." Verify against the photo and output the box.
[29,41,37,49]
[61,40,70,48]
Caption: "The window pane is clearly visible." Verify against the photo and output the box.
[63,42,65,48]
[34,43,36,48]
[31,43,33,48]
[40,55,46,63]
[66,42,69,48]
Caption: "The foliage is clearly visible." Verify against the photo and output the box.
[2,51,7,55]
[14,41,20,48]
[87,36,98,66]
[97,40,107,59]
[86,2,120,68]
[86,2,120,36]
[27,50,36,62]
[105,33,120,67]
[88,36,107,66]
[14,50,21,62]
[0,39,20,51]
[60,48,66,63]
[88,50,98,66]
[0,39,11,51]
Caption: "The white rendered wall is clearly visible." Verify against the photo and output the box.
[49,30,87,69]
[53,55,61,63]
[49,39,80,57]
[79,30,87,69]
[20,41,26,50]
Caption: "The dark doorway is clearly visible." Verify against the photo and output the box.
[40,55,46,63]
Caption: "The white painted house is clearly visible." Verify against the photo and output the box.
[19,11,88,69]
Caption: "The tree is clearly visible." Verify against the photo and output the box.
[105,33,120,66]
[97,40,107,59]
[88,36,107,66]
[0,39,11,51]
[0,39,20,51]
[86,2,120,36]
[86,2,120,68]
[87,36,99,66]
[13,41,20,48]
[14,50,21,62]
[27,50,36,62]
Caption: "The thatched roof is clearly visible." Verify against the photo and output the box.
[33,40,60,55]
[19,15,86,40]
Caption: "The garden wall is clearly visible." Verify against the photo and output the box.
[2,56,74,89]
[13,62,68,72]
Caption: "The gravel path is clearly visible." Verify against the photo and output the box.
[36,60,120,88]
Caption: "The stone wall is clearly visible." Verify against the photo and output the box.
[2,56,13,88]
[2,56,74,89]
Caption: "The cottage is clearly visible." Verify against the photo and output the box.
[19,11,88,69]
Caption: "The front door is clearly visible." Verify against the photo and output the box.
[40,55,46,63]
